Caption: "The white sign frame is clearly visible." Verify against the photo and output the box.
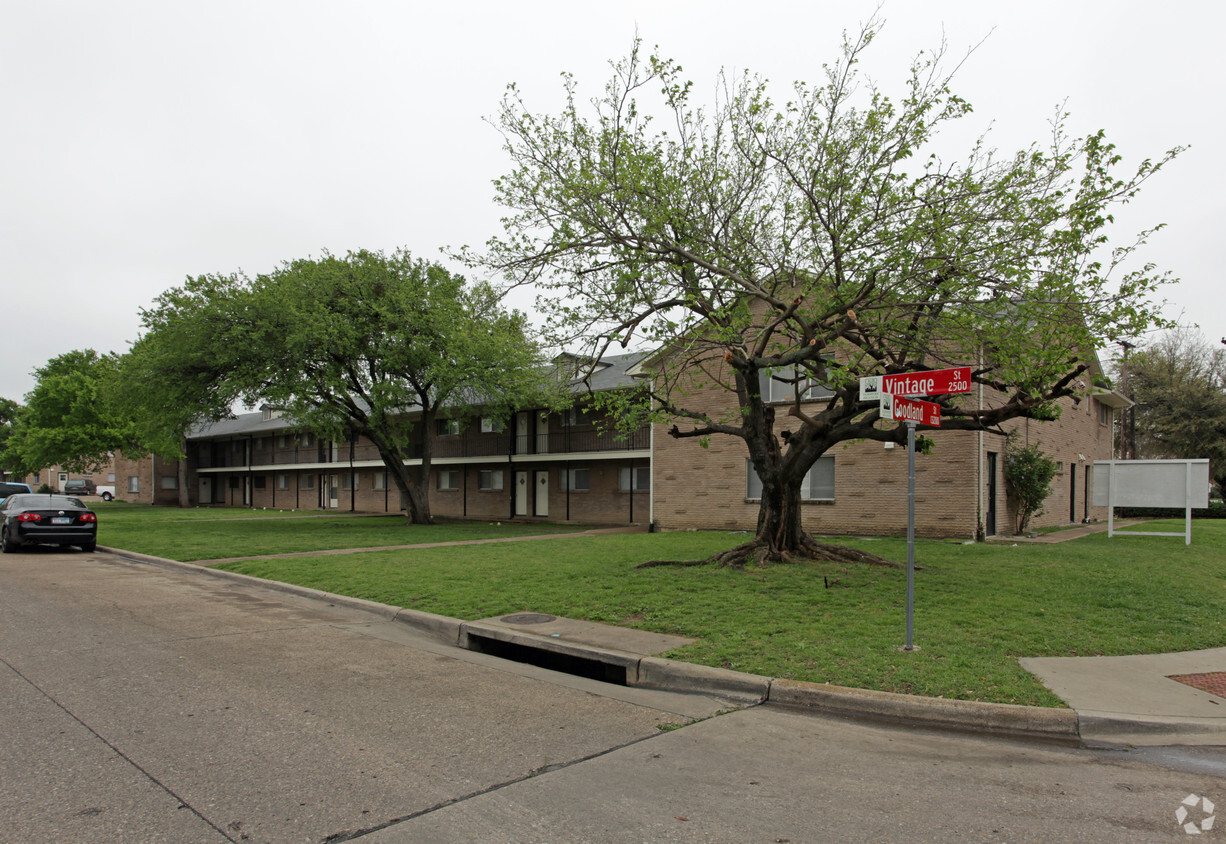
[1092,459,1211,545]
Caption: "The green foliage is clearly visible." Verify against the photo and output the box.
[476,22,1180,552]
[117,272,251,462]
[3,349,138,474]
[0,397,20,475]
[1003,434,1058,534]
[125,248,558,522]
[1122,327,1226,492]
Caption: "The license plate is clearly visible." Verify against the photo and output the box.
[51,517,71,525]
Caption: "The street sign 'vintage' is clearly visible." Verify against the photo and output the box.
[860,366,972,399]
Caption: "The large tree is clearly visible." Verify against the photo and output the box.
[478,26,1179,565]
[136,249,553,523]
[4,350,138,476]
[116,273,252,506]
[1121,327,1226,495]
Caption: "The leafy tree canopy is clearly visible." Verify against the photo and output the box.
[131,248,556,522]
[1121,327,1226,493]
[4,350,137,475]
[476,23,1181,564]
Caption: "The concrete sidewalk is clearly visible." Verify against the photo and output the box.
[989,518,1149,543]
[1022,649,1226,746]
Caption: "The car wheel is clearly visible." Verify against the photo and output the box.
[80,542,97,553]
[101,492,113,501]
[1,526,19,553]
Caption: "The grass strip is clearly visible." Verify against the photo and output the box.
[98,506,586,560]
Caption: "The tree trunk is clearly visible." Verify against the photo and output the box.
[177,439,190,508]
[697,471,897,569]
[387,460,432,525]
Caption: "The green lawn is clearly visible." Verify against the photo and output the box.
[98,508,1226,707]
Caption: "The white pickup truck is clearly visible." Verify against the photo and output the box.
[63,479,116,501]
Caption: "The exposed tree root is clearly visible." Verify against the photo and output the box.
[637,536,902,570]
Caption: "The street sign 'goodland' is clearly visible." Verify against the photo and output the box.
[880,393,941,427]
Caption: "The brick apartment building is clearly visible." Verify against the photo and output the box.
[154,349,1126,539]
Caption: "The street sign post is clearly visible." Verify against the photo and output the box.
[865,367,973,652]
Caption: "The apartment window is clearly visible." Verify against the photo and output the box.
[757,359,835,403]
[302,474,315,490]
[107,473,115,483]
[480,417,505,433]
[277,435,290,449]
[300,433,314,447]
[437,470,460,491]
[436,418,464,436]
[253,476,266,490]
[746,457,835,501]
[1097,402,1110,425]
[562,407,592,427]
[478,469,504,491]
[127,476,140,493]
[342,472,359,490]
[374,471,388,491]
[560,467,590,491]
[254,437,265,451]
[277,474,291,490]
[619,466,650,491]
[161,476,178,490]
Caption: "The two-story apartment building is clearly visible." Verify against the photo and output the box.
[169,350,1127,539]
[185,353,653,525]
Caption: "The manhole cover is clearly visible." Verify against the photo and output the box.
[501,613,557,625]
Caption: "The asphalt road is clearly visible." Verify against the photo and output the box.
[3,549,1226,843]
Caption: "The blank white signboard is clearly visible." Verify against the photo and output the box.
[1092,460,1210,508]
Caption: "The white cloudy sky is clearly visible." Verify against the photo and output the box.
[2,0,1221,402]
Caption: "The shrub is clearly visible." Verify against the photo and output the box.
[1003,434,1057,534]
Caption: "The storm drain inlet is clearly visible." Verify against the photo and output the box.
[465,633,630,686]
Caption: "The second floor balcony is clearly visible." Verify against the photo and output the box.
[193,424,651,469]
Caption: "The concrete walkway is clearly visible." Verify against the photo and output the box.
[988,518,1149,543]
[194,525,645,565]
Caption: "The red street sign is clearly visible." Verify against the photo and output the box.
[881,367,972,397]
[882,394,941,427]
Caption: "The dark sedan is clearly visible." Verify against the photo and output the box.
[0,494,98,553]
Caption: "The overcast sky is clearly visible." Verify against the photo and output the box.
[2,1,1221,402]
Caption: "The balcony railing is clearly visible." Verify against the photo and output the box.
[193,425,650,469]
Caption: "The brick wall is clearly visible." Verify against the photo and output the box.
[651,360,1117,539]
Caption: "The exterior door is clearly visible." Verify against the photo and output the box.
[515,414,530,455]
[514,471,529,516]
[57,472,68,492]
[985,452,998,537]
[536,412,550,454]
[329,474,340,509]
[199,477,212,505]
[533,470,549,517]
[1069,464,1077,523]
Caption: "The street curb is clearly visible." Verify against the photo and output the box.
[100,546,1080,744]
[768,679,1081,744]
